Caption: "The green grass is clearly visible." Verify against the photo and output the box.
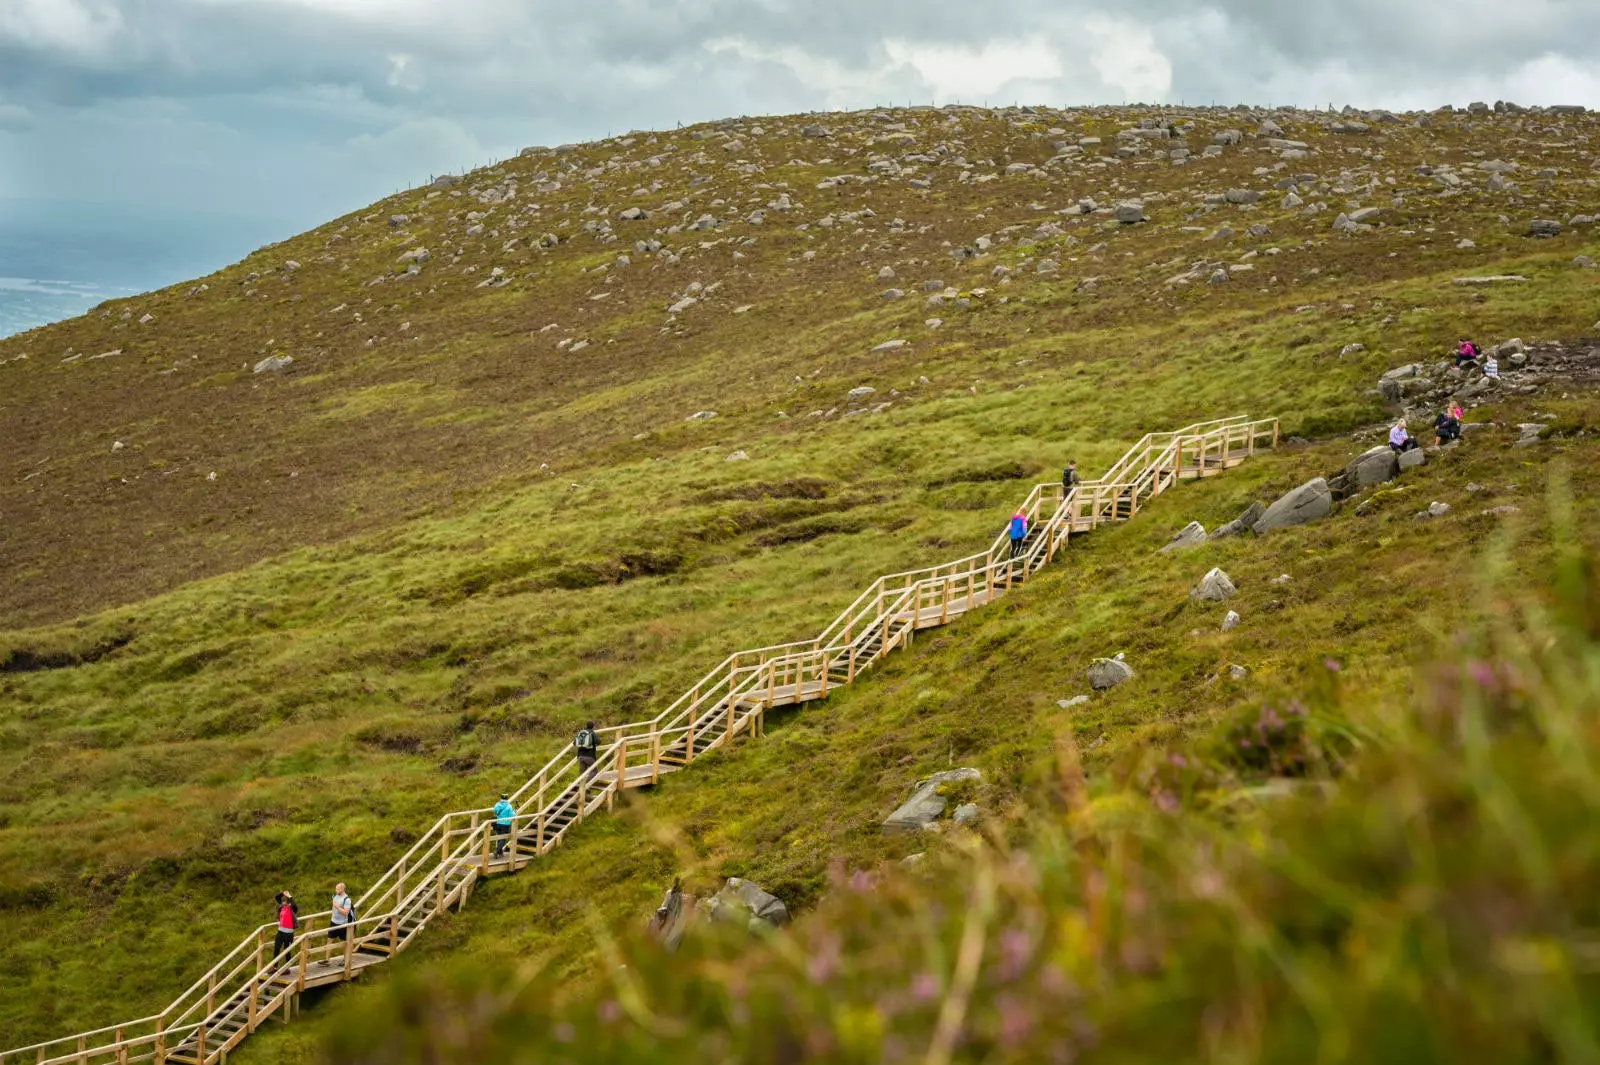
[2,102,1600,1058]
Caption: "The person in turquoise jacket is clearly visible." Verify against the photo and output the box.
[491,793,515,859]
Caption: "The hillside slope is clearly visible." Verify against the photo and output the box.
[2,100,1600,1057]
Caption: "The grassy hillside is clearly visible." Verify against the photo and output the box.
[2,100,1600,1057]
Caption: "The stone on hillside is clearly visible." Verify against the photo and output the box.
[139,313,154,324]
[1347,445,1400,489]
[952,803,980,825]
[1259,119,1283,136]
[1429,501,1451,517]
[871,339,908,353]
[1332,213,1359,234]
[1349,208,1383,224]
[1159,521,1208,553]
[1222,610,1241,632]
[1399,448,1427,470]
[253,355,294,374]
[1057,695,1090,709]
[883,768,982,832]
[1191,567,1237,602]
[705,878,790,931]
[725,450,749,462]
[846,386,876,402]
[1225,188,1261,204]
[1452,276,1528,285]
[1529,219,1562,238]
[619,206,649,221]
[1211,501,1265,540]
[882,288,905,300]
[668,297,698,314]
[1229,664,1250,679]
[397,247,431,264]
[1514,423,1545,447]
[877,266,896,280]
[1341,343,1365,355]
[801,124,830,138]
[388,214,409,228]
[1087,658,1135,690]
[1253,478,1333,534]
[1114,201,1147,224]
[685,410,718,422]
[1283,192,1305,208]
[1214,129,1243,146]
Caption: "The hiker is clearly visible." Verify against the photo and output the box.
[1484,353,1500,379]
[491,793,515,858]
[1008,510,1028,559]
[273,891,298,958]
[574,720,600,775]
[1454,338,1479,368]
[329,883,353,941]
[1388,419,1418,454]
[1434,408,1461,445]
[1449,401,1465,422]
[1062,459,1080,495]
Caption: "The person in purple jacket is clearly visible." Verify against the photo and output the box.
[1008,510,1028,559]
[1388,419,1419,454]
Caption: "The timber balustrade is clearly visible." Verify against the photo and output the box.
[2,415,1277,1065]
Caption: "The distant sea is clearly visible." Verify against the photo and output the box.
[0,198,291,340]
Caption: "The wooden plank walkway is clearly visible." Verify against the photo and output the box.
[1,416,1278,1065]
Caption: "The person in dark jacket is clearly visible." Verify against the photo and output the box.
[1062,460,1080,495]
[574,721,600,776]
[1434,409,1461,445]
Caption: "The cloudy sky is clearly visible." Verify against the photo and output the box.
[3,0,1600,240]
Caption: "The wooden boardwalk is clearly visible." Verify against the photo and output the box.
[1,416,1278,1065]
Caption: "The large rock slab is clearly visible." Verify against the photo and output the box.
[1191,567,1237,602]
[1087,658,1135,690]
[883,768,982,832]
[1347,445,1400,489]
[1253,478,1333,534]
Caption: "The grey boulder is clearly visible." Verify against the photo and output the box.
[704,878,790,932]
[1253,478,1333,534]
[1211,501,1265,539]
[883,768,982,832]
[252,355,294,374]
[1159,521,1208,553]
[1528,219,1562,238]
[1399,448,1427,470]
[1191,567,1237,602]
[1087,657,1135,690]
[1347,445,1400,489]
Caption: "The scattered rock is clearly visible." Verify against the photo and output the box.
[725,450,749,462]
[1159,521,1208,553]
[1222,610,1241,632]
[1341,343,1365,355]
[685,410,718,422]
[252,355,294,374]
[1087,657,1135,690]
[1057,696,1090,709]
[1528,219,1562,238]
[883,768,982,832]
[952,803,979,826]
[1228,664,1250,679]
[871,339,908,353]
[1452,276,1528,285]
[1399,448,1427,470]
[1253,478,1333,533]
[1114,202,1147,224]
[1191,568,1237,602]
[1429,501,1451,517]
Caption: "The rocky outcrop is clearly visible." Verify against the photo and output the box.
[703,878,790,932]
[1211,501,1264,539]
[1159,521,1207,553]
[883,768,982,831]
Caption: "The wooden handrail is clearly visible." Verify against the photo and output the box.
[2,417,1277,1065]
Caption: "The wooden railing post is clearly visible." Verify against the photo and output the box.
[155,1018,166,1065]
[651,730,661,784]
[248,977,259,1030]
[195,1026,205,1065]
[298,933,309,991]
[345,920,355,976]
[115,1026,126,1065]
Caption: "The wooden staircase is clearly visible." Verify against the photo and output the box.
[1,415,1278,1065]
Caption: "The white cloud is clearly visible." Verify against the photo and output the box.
[1084,15,1172,103]
[0,0,123,58]
[883,38,1063,103]
[387,52,420,91]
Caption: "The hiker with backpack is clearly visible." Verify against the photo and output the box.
[272,891,298,959]
[329,883,354,941]
[1062,460,1080,495]
[574,721,600,776]
[491,793,515,859]
[1008,510,1028,560]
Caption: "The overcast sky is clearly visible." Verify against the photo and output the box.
[3,0,1599,237]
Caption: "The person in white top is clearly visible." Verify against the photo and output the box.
[329,883,353,941]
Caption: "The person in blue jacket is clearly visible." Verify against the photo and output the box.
[491,793,515,858]
[1008,510,1028,560]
